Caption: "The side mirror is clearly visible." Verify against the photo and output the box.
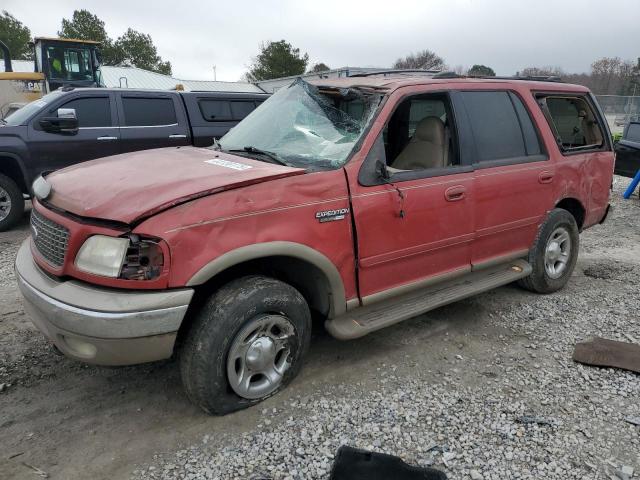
[39,108,78,134]
[57,108,77,119]
[376,160,390,181]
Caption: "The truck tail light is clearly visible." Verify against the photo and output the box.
[119,236,164,281]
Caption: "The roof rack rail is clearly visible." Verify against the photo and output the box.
[432,71,462,79]
[480,75,563,82]
[349,70,564,83]
[349,69,442,78]
[432,72,564,82]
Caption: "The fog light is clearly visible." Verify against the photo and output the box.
[62,336,98,359]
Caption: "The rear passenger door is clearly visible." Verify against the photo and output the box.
[116,92,190,153]
[454,89,553,267]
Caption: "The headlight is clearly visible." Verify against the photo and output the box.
[75,234,165,280]
[75,235,129,277]
[119,235,165,281]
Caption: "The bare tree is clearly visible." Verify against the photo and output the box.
[590,57,636,95]
[392,49,445,70]
[516,57,640,95]
[519,66,564,77]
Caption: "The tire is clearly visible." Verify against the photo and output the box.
[518,208,580,294]
[0,173,25,232]
[180,275,312,415]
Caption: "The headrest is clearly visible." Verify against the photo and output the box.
[413,116,445,144]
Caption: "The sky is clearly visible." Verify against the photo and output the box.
[4,0,640,82]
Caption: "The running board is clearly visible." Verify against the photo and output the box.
[325,259,532,340]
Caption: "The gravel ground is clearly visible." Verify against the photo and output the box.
[1,180,639,480]
[132,179,640,480]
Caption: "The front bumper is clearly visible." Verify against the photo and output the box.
[15,240,194,366]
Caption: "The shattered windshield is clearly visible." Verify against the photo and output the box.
[218,79,381,169]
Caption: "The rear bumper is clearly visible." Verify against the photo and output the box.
[15,240,194,366]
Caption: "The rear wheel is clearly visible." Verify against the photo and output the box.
[518,208,579,293]
[0,173,24,232]
[180,275,311,415]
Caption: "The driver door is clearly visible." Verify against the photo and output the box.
[346,89,475,303]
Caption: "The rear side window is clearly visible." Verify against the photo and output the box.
[59,97,111,128]
[199,99,232,121]
[122,97,177,126]
[230,101,256,120]
[625,123,640,143]
[542,96,604,151]
[461,91,541,162]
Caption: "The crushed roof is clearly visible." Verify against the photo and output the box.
[309,75,590,92]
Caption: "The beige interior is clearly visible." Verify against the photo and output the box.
[578,107,603,146]
[391,116,447,170]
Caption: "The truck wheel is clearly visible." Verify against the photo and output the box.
[180,275,311,415]
[0,173,24,232]
[518,208,579,294]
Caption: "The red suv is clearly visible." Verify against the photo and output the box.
[15,75,613,414]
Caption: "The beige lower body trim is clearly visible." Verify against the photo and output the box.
[472,249,529,271]
[346,298,360,311]
[359,249,530,307]
[361,266,471,307]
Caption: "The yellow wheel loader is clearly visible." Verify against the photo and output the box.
[1,37,103,118]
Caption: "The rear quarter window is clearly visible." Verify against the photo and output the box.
[539,95,605,152]
[230,101,256,120]
[198,100,232,121]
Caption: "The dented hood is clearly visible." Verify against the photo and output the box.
[45,147,305,224]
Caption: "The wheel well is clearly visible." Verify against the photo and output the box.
[0,156,28,193]
[556,198,585,229]
[176,256,334,347]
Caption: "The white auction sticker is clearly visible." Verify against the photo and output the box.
[204,158,253,170]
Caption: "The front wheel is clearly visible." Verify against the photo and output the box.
[180,276,311,415]
[518,208,580,294]
[0,173,25,232]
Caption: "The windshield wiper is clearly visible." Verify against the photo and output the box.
[229,146,290,167]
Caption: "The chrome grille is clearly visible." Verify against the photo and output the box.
[31,209,69,267]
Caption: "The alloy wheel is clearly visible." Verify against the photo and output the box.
[226,314,296,400]
[0,186,12,222]
[544,226,571,279]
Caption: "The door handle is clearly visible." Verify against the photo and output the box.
[97,136,117,141]
[539,171,554,184]
[169,134,187,139]
[444,185,466,201]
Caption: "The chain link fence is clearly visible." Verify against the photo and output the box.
[595,95,640,135]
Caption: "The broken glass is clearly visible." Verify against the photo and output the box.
[219,78,381,170]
